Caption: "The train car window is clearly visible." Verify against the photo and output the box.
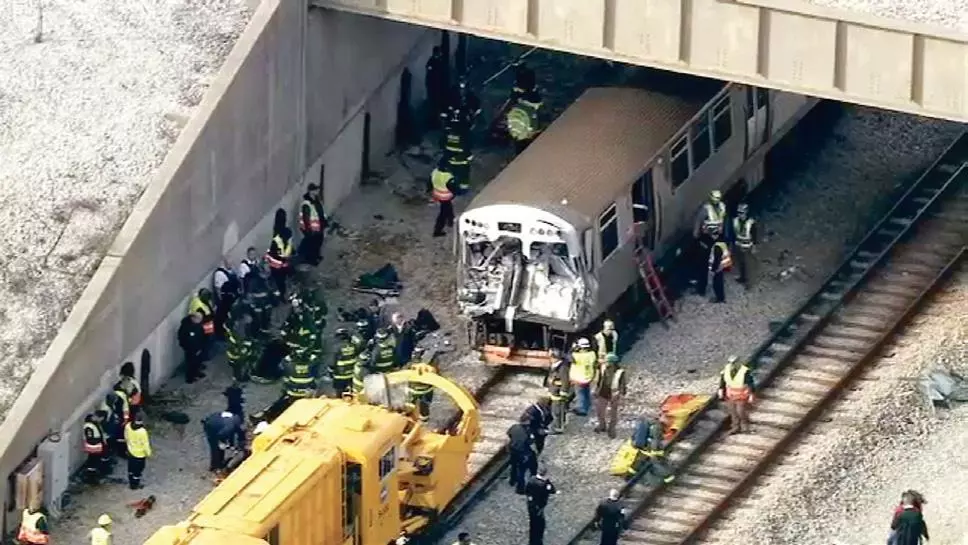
[631,170,652,223]
[379,446,396,481]
[691,114,711,167]
[598,205,619,261]
[670,135,690,188]
[712,95,732,150]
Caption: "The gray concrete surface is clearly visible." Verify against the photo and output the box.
[0,0,435,531]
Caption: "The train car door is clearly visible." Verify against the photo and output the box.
[630,168,656,248]
[746,86,769,154]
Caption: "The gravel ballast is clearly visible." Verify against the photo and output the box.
[803,0,968,33]
[0,1,253,418]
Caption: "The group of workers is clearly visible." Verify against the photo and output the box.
[426,52,545,238]
[692,189,759,302]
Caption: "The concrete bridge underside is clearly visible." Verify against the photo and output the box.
[312,0,968,122]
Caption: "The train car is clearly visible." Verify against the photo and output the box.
[456,81,819,367]
[143,371,481,545]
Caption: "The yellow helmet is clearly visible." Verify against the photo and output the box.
[98,514,112,526]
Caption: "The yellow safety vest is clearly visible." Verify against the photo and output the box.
[90,526,112,545]
[266,235,293,269]
[117,375,142,406]
[353,356,369,394]
[83,422,105,454]
[709,242,732,272]
[722,363,751,401]
[113,389,131,423]
[506,99,541,141]
[431,169,454,202]
[702,202,726,234]
[18,510,48,544]
[189,296,211,317]
[301,199,322,232]
[124,423,152,458]
[569,351,596,385]
[594,330,618,358]
[733,218,755,249]
[332,342,357,379]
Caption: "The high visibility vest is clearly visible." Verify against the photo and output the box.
[610,368,625,393]
[114,390,131,424]
[265,235,293,269]
[83,422,105,454]
[710,242,732,272]
[90,526,112,545]
[722,363,751,401]
[445,130,467,153]
[431,169,455,202]
[286,357,315,390]
[373,341,396,371]
[124,424,151,458]
[702,202,726,234]
[352,357,368,394]
[569,351,596,385]
[18,510,48,545]
[189,296,215,334]
[301,199,322,232]
[332,342,358,380]
[408,362,436,395]
[546,362,566,401]
[506,99,541,141]
[594,330,618,359]
[733,218,755,249]
[116,376,142,406]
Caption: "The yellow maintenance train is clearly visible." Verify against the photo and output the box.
[144,370,481,545]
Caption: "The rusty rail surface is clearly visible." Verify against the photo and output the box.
[562,131,968,545]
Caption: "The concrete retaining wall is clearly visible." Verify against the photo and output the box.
[0,0,434,524]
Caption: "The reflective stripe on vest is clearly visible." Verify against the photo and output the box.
[431,169,454,202]
[610,369,625,393]
[373,343,396,370]
[301,199,322,232]
[734,218,755,249]
[333,343,357,379]
[595,331,617,357]
[569,351,596,385]
[702,202,726,233]
[114,390,131,423]
[118,376,142,406]
[266,235,293,269]
[722,363,751,401]
[352,362,367,393]
[710,242,732,272]
[287,359,314,385]
[83,422,104,454]
[91,527,112,545]
[19,510,48,544]
[506,100,540,141]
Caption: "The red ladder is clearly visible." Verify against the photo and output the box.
[628,223,674,324]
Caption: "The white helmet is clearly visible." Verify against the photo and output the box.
[710,190,723,203]
[603,319,615,331]
[576,338,591,349]
[727,355,739,364]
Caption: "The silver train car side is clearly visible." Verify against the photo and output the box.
[456,82,818,367]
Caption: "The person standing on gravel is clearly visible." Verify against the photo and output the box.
[593,354,627,438]
[593,489,626,545]
[544,349,570,434]
[729,202,758,287]
[719,356,755,434]
[507,415,538,494]
[525,465,558,545]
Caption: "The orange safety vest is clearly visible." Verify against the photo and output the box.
[710,242,732,272]
[18,510,49,545]
[301,199,322,232]
[265,235,293,269]
[722,363,751,401]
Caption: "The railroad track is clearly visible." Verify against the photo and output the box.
[558,132,968,545]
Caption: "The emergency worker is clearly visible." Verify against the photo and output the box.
[594,320,619,362]
[624,415,674,484]
[569,338,597,416]
[593,354,627,438]
[331,328,358,397]
[226,325,255,382]
[431,159,457,238]
[370,329,397,374]
[522,397,553,455]
[692,190,727,292]
[544,349,570,434]
[510,63,538,103]
[283,353,318,400]
[110,383,131,426]
[730,202,758,286]
[82,413,110,484]
[424,46,447,126]
[407,347,436,422]
[89,514,112,545]
[100,393,126,458]
[18,504,49,545]
[124,415,151,489]
[178,312,207,383]
[507,414,538,495]
[524,465,557,545]
[353,350,372,396]
[706,240,732,303]
[442,79,481,129]
[719,355,755,434]
[298,183,327,266]
[237,247,259,290]
[202,410,246,472]
[352,319,371,350]
[114,361,142,412]
[188,288,216,341]
[447,148,473,195]
[244,263,274,337]
[505,89,542,154]
[593,489,626,545]
[265,226,294,299]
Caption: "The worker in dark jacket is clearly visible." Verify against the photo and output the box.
[223,384,245,421]
[202,411,246,473]
[593,489,626,545]
[524,465,557,545]
[890,491,929,545]
[507,414,538,495]
[178,312,207,383]
[390,312,416,367]
[266,227,294,299]
[424,46,447,127]
[522,397,553,455]
[544,350,570,434]
[298,183,326,266]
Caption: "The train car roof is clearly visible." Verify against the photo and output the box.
[468,85,719,223]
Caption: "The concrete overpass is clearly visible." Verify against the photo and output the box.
[311,0,968,123]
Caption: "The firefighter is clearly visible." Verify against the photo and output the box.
[692,190,727,291]
[89,514,113,545]
[569,338,597,416]
[244,262,274,338]
[284,312,316,364]
[298,183,327,266]
[544,349,570,434]
[593,354,627,438]
[431,158,457,238]
[370,328,398,374]
[265,226,294,299]
[352,319,371,350]
[446,147,473,195]
[352,349,372,396]
[283,352,318,400]
[730,202,758,286]
[407,347,435,422]
[706,239,732,303]
[594,319,619,362]
[424,46,447,127]
[331,328,358,397]
[124,415,151,489]
[441,79,482,129]
[114,361,142,412]
[510,63,538,103]
[505,89,542,154]
[524,465,557,545]
[188,288,216,356]
[17,504,50,545]
[719,355,755,434]
[226,325,256,383]
[82,413,111,484]
[522,397,553,454]
[593,489,627,545]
